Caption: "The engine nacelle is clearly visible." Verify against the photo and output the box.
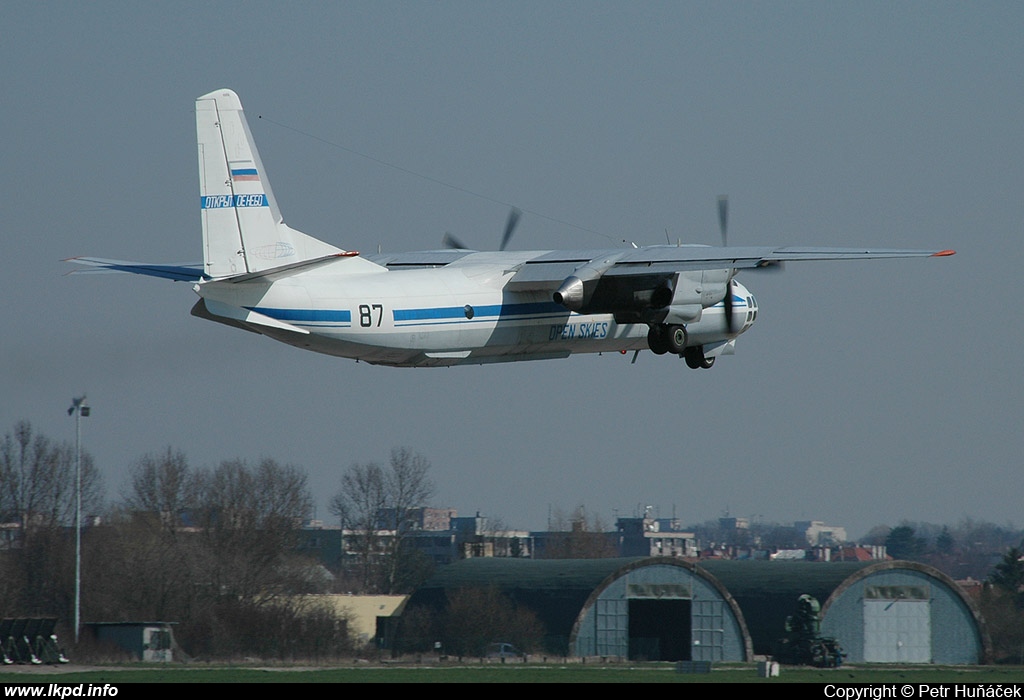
[552,254,625,311]
[643,269,732,324]
[552,261,735,323]
[552,275,587,311]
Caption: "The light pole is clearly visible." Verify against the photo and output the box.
[67,396,89,644]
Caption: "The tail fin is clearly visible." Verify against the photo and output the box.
[196,89,343,278]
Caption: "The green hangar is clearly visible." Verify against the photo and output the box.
[404,557,752,661]
[403,557,988,664]
[701,560,989,664]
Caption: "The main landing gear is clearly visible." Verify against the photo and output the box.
[646,324,715,369]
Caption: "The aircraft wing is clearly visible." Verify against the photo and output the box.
[64,257,205,282]
[506,245,955,291]
[366,250,476,268]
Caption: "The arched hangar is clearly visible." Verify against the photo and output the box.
[404,557,752,661]
[700,560,989,664]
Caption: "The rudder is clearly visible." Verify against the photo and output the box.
[196,89,342,278]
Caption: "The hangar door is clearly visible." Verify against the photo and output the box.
[629,598,691,661]
[629,582,725,662]
[863,585,931,663]
[594,590,694,661]
[593,584,726,661]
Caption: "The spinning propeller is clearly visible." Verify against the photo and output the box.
[718,195,736,332]
[444,207,522,251]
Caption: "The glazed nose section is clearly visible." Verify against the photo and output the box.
[731,281,758,332]
[743,292,758,329]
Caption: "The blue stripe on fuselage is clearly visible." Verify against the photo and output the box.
[243,303,567,330]
[247,307,352,327]
[393,301,567,326]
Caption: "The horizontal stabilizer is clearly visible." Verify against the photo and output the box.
[64,257,204,282]
[218,251,382,284]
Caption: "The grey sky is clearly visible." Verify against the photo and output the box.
[2,2,1021,538]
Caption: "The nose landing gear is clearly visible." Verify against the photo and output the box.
[684,346,715,369]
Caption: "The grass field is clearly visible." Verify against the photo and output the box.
[2,664,1024,684]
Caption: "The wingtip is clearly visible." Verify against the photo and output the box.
[931,249,956,257]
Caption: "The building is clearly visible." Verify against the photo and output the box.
[85,622,175,662]
[404,557,752,661]
[401,557,989,664]
[701,560,989,664]
[300,594,405,646]
[375,507,456,531]
[616,516,698,558]
[301,511,533,571]
[795,521,848,547]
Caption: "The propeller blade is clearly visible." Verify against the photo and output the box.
[723,280,735,333]
[717,195,729,247]
[443,232,469,250]
[718,196,736,331]
[499,207,521,251]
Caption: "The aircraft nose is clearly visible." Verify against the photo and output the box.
[731,282,757,331]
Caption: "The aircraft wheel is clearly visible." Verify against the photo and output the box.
[700,356,715,369]
[666,325,688,354]
[683,346,703,369]
[647,326,669,355]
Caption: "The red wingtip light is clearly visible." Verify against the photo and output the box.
[931,249,956,257]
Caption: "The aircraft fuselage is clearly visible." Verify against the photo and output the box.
[193,253,756,367]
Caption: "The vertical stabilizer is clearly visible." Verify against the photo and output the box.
[196,89,342,278]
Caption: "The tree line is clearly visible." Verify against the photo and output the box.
[3,420,1022,662]
[0,421,438,659]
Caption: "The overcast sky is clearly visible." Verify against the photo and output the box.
[2,2,1021,538]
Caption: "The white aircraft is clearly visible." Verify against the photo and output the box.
[68,89,954,369]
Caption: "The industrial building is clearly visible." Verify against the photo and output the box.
[697,560,987,664]
[404,557,752,661]
[403,557,988,664]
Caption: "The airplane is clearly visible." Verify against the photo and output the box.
[68,88,955,369]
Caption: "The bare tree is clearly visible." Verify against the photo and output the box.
[97,449,204,622]
[90,454,320,657]
[330,460,386,591]
[0,421,103,618]
[194,458,313,604]
[122,447,198,529]
[84,508,199,623]
[381,448,435,593]
[0,421,102,530]
[331,448,435,593]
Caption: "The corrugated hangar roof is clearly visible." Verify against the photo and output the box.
[407,557,751,660]
[415,556,639,591]
[699,560,876,654]
[404,557,987,664]
[700,560,988,663]
[408,557,645,651]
